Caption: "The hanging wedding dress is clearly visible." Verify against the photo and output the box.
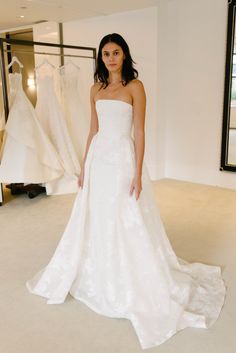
[0,87,4,151]
[0,84,5,132]
[55,61,89,165]
[0,72,63,184]
[26,100,226,350]
[35,62,80,195]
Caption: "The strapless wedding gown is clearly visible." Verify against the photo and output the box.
[26,100,226,349]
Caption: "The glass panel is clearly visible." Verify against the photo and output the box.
[227,17,236,165]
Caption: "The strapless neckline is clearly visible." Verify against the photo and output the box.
[95,99,133,108]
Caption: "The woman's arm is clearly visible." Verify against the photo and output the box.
[129,79,146,199]
[78,84,99,188]
[81,83,99,170]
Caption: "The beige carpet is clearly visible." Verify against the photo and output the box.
[0,179,235,353]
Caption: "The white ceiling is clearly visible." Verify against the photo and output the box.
[0,0,158,31]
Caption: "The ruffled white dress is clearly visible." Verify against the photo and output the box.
[0,72,63,183]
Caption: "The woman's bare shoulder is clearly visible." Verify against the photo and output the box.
[127,79,146,102]
[127,79,145,95]
[91,82,103,94]
[128,79,144,88]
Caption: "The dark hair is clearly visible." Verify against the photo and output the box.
[94,33,138,88]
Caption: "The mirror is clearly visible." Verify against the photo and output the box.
[221,0,236,171]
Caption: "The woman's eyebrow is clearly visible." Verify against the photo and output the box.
[103,49,121,53]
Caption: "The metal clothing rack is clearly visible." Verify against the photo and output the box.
[0,38,97,205]
[4,49,93,59]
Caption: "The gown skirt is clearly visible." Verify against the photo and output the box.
[26,99,226,349]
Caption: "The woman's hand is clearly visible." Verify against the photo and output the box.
[78,167,85,189]
[129,175,142,200]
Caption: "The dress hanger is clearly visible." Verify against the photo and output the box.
[35,58,55,71]
[7,56,24,70]
[63,58,80,70]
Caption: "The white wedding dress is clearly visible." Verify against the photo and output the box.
[55,62,89,166]
[0,72,63,184]
[26,99,226,349]
[35,64,80,195]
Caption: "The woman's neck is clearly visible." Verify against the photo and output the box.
[108,72,122,84]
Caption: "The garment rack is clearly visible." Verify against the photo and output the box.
[4,49,94,59]
[0,37,97,205]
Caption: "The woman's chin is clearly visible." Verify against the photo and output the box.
[108,67,116,70]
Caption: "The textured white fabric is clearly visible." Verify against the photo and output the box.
[0,100,5,132]
[0,77,5,132]
[55,62,89,166]
[35,64,80,195]
[26,99,226,349]
[0,73,63,183]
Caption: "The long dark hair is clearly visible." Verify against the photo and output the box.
[94,33,138,88]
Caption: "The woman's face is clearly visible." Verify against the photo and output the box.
[101,42,125,73]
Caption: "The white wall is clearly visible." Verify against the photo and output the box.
[159,0,236,189]
[63,1,236,189]
[33,21,61,67]
[63,7,160,179]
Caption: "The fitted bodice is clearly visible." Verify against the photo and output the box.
[5,73,27,115]
[95,100,133,139]
[9,72,22,92]
[36,74,55,100]
[59,63,80,95]
[92,99,134,166]
[8,73,23,105]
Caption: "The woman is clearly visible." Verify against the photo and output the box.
[26,33,226,349]
[78,33,145,202]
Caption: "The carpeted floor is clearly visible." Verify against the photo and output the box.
[0,178,235,353]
